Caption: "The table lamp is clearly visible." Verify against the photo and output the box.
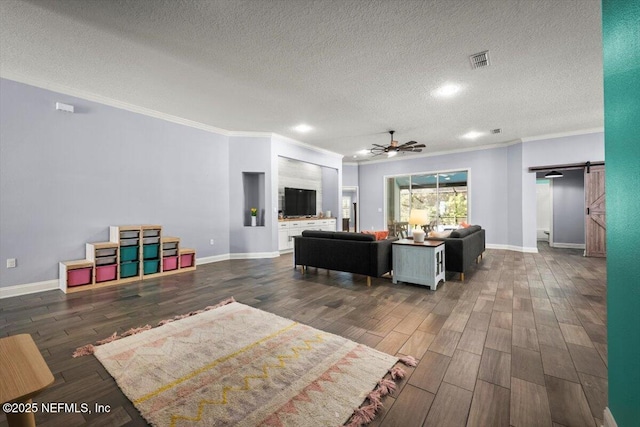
[408,209,429,243]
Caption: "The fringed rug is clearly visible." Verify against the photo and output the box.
[80,299,414,426]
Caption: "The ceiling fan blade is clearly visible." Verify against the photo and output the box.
[400,140,419,146]
[372,143,387,148]
[410,144,426,148]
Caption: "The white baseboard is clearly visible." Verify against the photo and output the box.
[486,244,539,253]
[550,242,586,249]
[0,279,59,299]
[196,254,231,265]
[229,251,280,260]
[603,407,617,427]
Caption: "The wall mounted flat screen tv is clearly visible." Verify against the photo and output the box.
[284,187,317,217]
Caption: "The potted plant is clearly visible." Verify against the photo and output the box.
[251,208,257,227]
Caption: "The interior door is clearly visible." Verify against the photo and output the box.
[585,164,606,257]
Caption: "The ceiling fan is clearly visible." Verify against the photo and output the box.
[370,131,426,157]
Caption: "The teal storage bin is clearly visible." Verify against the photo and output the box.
[143,244,159,260]
[120,245,139,262]
[143,259,160,275]
[120,261,139,278]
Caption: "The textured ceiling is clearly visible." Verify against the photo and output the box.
[0,0,604,161]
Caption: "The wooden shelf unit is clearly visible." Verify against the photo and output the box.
[59,225,196,293]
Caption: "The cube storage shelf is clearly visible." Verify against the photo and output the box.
[59,224,196,294]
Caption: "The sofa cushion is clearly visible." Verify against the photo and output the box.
[450,225,481,238]
[332,232,375,241]
[301,230,334,239]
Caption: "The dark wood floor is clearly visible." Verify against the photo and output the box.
[0,243,607,427]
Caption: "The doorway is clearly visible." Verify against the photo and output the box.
[341,186,358,232]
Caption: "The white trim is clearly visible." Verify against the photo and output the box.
[0,279,59,299]
[551,242,586,249]
[549,178,555,247]
[1,74,230,135]
[603,407,617,427]
[229,251,280,259]
[196,254,231,265]
[361,140,522,165]
[1,75,344,160]
[521,127,604,143]
[342,185,359,232]
[486,244,539,253]
[272,133,344,159]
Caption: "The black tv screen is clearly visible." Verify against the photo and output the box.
[284,187,317,217]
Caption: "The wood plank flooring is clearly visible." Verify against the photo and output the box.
[0,242,607,426]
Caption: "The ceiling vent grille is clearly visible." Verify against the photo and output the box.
[470,51,490,69]
[490,128,502,134]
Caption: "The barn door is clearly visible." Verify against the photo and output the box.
[585,164,606,257]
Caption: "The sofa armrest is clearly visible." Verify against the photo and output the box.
[369,238,397,277]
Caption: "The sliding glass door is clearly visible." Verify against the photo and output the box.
[386,170,468,232]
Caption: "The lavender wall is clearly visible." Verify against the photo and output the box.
[342,164,359,187]
[0,78,230,288]
[358,147,509,245]
[228,136,274,254]
[552,170,585,245]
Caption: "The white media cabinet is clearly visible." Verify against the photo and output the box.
[278,218,337,251]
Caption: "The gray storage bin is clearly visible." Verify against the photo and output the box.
[95,248,117,257]
[120,230,139,239]
[143,229,161,238]
[163,249,178,257]
[120,238,139,246]
[95,256,117,266]
[143,237,160,245]
[163,242,178,250]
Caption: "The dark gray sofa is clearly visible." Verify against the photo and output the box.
[428,225,486,281]
[294,231,398,286]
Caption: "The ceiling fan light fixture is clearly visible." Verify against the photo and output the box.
[545,170,564,178]
[387,150,398,158]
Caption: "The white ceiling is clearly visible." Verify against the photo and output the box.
[0,0,604,161]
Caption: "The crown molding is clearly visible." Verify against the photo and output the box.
[521,127,604,142]
[2,73,232,135]
[272,133,344,159]
[2,74,345,159]
[358,139,523,165]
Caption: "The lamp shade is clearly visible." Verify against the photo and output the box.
[408,209,429,226]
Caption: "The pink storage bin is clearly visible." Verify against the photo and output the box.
[95,265,117,282]
[163,256,178,271]
[68,267,92,287]
[180,253,194,268]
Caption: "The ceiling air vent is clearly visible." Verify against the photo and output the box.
[470,50,490,69]
[490,128,502,134]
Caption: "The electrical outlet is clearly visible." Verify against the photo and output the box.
[6,258,17,268]
[210,239,215,245]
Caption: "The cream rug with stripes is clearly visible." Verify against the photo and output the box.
[93,301,410,426]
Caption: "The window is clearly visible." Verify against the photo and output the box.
[342,196,351,219]
[386,171,468,231]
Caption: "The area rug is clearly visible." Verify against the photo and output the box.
[85,299,414,426]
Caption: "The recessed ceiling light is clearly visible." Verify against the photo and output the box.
[432,83,462,98]
[359,149,370,155]
[293,124,313,133]
[462,131,483,140]
[353,155,357,158]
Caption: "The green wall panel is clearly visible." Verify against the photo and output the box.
[603,0,640,425]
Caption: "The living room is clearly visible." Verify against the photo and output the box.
[1,1,638,427]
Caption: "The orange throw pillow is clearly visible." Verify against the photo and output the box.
[362,230,389,240]
[459,221,470,228]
